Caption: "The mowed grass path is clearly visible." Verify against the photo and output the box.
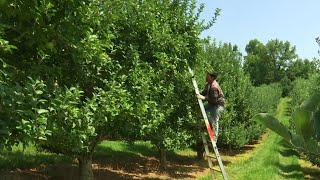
[199,98,320,180]
[226,132,304,180]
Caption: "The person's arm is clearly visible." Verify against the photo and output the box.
[197,93,206,100]
[200,84,208,96]
[197,84,207,100]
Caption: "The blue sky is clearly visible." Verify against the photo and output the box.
[198,0,320,59]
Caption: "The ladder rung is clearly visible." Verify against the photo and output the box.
[206,153,216,159]
[209,166,222,172]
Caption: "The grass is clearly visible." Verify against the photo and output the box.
[226,132,304,180]
[95,140,156,158]
[0,140,195,170]
[0,140,199,180]
[0,143,72,170]
[198,132,298,180]
[95,140,196,160]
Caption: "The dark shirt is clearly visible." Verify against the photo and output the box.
[201,80,225,106]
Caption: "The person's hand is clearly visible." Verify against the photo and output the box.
[196,93,206,100]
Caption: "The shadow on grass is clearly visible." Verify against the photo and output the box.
[95,141,204,166]
[0,150,72,170]
[93,141,213,179]
[46,163,161,180]
[94,141,157,159]
[219,145,256,157]
[278,148,299,157]
[301,167,320,180]
[277,162,304,179]
[0,149,71,180]
[277,146,320,180]
[0,141,220,180]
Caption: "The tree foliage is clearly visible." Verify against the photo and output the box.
[244,39,296,85]
[0,0,216,178]
[243,39,318,87]
[249,83,282,115]
[2,0,318,178]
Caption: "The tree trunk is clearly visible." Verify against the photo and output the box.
[196,141,205,160]
[159,147,167,171]
[78,154,94,180]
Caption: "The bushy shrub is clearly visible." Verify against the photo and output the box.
[289,75,320,108]
[219,121,248,148]
[249,83,282,115]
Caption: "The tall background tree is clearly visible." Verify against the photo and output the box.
[244,39,318,96]
[244,39,298,86]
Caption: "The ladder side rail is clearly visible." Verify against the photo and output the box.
[211,141,228,180]
[201,132,216,179]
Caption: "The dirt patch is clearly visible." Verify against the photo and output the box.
[0,169,49,180]
[0,155,209,180]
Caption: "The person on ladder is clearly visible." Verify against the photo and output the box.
[196,71,225,141]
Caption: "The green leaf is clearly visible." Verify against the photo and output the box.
[38,99,47,103]
[300,94,320,112]
[45,130,52,135]
[21,119,29,124]
[253,113,291,141]
[37,109,49,114]
[291,107,314,140]
[38,136,47,140]
[291,133,305,148]
[35,90,43,95]
[305,139,320,155]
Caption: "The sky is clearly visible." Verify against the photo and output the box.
[198,0,320,59]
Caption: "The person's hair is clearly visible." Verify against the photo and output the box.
[207,71,218,80]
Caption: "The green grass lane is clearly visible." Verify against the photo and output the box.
[225,132,304,180]
[228,98,305,180]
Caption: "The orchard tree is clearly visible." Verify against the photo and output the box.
[109,0,220,169]
[0,1,130,179]
[0,0,217,179]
